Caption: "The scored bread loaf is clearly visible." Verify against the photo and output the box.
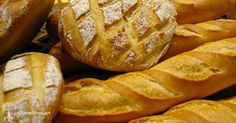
[0,0,55,63]
[0,53,63,123]
[162,19,236,61]
[129,96,236,123]
[56,37,236,123]
[59,0,177,72]
[174,0,236,24]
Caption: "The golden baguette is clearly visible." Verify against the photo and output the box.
[129,96,236,123]
[56,37,236,123]
[0,53,64,123]
[174,0,236,24]
[162,19,236,61]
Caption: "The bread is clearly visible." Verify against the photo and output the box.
[0,0,55,63]
[227,4,236,20]
[129,96,236,123]
[0,52,63,123]
[162,19,236,61]
[56,37,236,123]
[59,0,177,72]
[49,42,97,73]
[174,0,236,24]
[46,0,69,39]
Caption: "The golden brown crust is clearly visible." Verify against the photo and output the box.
[162,19,236,61]
[57,37,236,123]
[129,96,236,123]
[0,0,55,63]
[59,0,177,72]
[174,0,236,24]
[1,53,63,123]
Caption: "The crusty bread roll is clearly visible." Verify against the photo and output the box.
[129,96,236,123]
[0,52,63,123]
[174,0,236,24]
[56,37,236,123]
[59,0,177,72]
[162,19,236,61]
[0,0,55,63]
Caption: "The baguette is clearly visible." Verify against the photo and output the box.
[59,0,177,72]
[56,37,236,123]
[0,0,55,63]
[0,53,63,123]
[129,96,236,123]
[162,19,236,61]
[174,0,236,24]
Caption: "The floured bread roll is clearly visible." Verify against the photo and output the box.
[0,53,63,123]
[59,0,177,71]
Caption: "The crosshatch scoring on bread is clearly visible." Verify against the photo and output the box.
[59,0,177,71]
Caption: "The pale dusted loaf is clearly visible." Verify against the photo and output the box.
[129,96,236,123]
[59,0,177,72]
[0,0,55,63]
[174,0,236,24]
[56,37,236,123]
[0,53,63,123]
[162,19,236,60]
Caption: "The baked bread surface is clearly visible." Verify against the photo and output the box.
[0,0,55,63]
[57,37,236,123]
[129,96,236,123]
[59,0,177,71]
[0,53,63,123]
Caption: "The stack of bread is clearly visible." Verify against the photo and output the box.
[1,0,236,123]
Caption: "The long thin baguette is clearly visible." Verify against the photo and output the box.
[162,19,236,61]
[56,37,236,123]
[129,96,236,123]
[174,0,236,24]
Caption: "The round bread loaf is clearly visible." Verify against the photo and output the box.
[0,53,63,123]
[59,0,177,71]
[0,0,55,63]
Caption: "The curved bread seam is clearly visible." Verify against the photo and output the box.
[112,72,180,99]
